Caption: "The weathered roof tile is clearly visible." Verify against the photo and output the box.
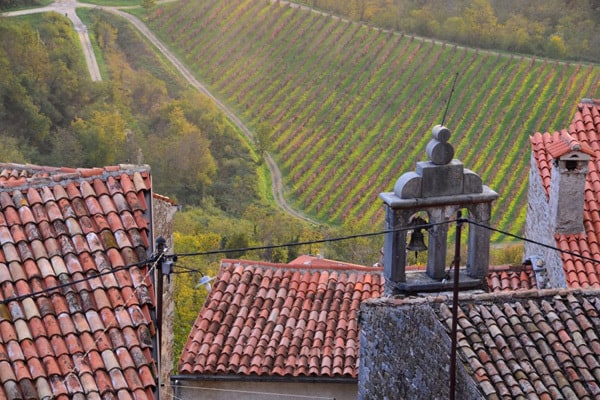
[435,289,600,399]
[531,100,600,287]
[178,258,383,378]
[0,163,158,399]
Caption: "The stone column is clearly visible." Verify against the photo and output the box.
[383,206,411,283]
[466,202,492,279]
[427,207,452,280]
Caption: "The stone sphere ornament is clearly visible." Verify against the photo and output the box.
[426,125,454,165]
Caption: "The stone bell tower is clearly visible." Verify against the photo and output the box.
[380,125,499,294]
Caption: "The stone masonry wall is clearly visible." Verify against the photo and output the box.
[358,298,483,400]
[524,155,567,288]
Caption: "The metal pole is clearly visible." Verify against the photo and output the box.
[449,211,462,400]
[155,236,166,337]
[154,236,166,400]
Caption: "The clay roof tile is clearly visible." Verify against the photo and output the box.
[0,163,155,399]
[178,259,382,378]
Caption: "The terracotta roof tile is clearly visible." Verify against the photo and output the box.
[0,163,158,399]
[178,259,383,378]
[486,264,537,291]
[531,100,600,288]
[430,288,600,399]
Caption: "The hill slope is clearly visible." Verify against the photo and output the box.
[148,0,600,239]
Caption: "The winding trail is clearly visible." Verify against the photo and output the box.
[2,1,318,225]
[106,8,318,225]
[3,0,101,81]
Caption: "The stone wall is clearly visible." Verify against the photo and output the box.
[358,297,483,400]
[523,155,567,288]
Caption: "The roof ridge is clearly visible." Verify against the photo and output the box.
[0,163,151,191]
[558,129,582,151]
[486,263,533,272]
[541,128,596,159]
[221,258,384,272]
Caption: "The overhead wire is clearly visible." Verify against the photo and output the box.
[466,219,600,265]
[63,253,162,384]
[1,217,599,304]
[166,217,600,276]
[174,219,453,258]
[0,258,151,305]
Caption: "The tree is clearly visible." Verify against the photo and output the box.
[143,104,217,204]
[0,136,26,164]
[255,122,273,157]
[546,34,567,59]
[72,109,128,166]
[462,0,498,47]
[141,0,157,9]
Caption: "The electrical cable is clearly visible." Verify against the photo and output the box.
[1,217,598,304]
[174,219,452,258]
[167,383,335,399]
[63,256,160,382]
[466,218,600,265]
[169,218,600,276]
[0,258,152,305]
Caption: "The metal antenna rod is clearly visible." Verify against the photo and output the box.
[441,72,459,126]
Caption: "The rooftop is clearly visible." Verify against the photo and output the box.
[178,259,383,378]
[0,162,157,400]
[178,258,538,379]
[530,99,600,288]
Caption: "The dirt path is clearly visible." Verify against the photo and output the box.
[107,8,318,225]
[2,0,101,81]
[2,1,318,225]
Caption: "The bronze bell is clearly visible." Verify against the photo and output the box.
[407,216,428,256]
[407,228,427,253]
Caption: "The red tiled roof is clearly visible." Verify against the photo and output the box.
[179,257,542,380]
[178,259,383,378]
[179,257,538,380]
[436,288,600,399]
[545,130,595,159]
[0,163,157,399]
[530,99,600,287]
[486,264,537,292]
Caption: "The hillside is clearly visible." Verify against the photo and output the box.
[147,0,600,240]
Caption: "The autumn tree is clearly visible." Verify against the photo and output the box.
[141,0,156,9]
[172,231,221,367]
[72,108,129,166]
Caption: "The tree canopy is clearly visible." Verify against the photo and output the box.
[302,0,600,62]
[0,12,260,211]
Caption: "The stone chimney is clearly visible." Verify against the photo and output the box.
[546,131,593,234]
[380,125,498,294]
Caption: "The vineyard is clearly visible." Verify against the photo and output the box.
[147,0,600,241]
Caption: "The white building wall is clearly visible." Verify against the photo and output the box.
[173,380,356,400]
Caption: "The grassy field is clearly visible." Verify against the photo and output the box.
[145,0,600,241]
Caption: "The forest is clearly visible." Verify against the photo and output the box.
[300,0,600,62]
[0,13,260,210]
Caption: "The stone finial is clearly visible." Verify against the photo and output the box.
[393,125,482,199]
[427,125,454,165]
